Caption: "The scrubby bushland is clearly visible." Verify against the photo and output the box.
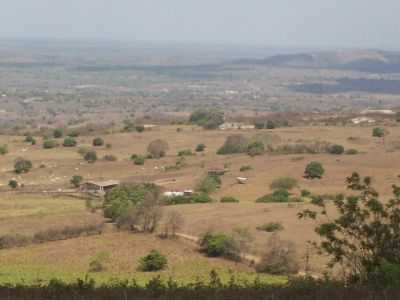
[189,109,224,130]
[271,140,331,155]
[14,158,33,174]
[220,196,240,203]
[256,189,296,203]
[299,173,400,284]
[257,222,284,233]
[177,149,194,157]
[345,148,359,155]
[138,250,168,272]
[196,175,221,194]
[270,177,298,191]
[147,139,169,158]
[247,141,265,157]
[304,161,324,179]
[163,193,214,205]
[0,223,104,249]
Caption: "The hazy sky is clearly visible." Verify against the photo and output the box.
[1,0,400,49]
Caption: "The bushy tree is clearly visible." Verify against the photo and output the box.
[24,135,36,145]
[247,141,265,157]
[196,143,206,152]
[84,150,97,163]
[138,250,168,272]
[63,137,77,147]
[53,128,63,138]
[92,137,104,147]
[299,173,400,284]
[328,144,345,155]
[270,177,298,191]
[372,127,385,138]
[217,134,249,155]
[196,175,221,194]
[70,175,83,188]
[103,183,160,222]
[14,158,33,174]
[8,180,18,189]
[133,155,145,165]
[147,139,169,158]
[0,144,8,155]
[220,196,240,203]
[135,125,145,133]
[189,109,224,130]
[43,139,59,149]
[304,161,325,179]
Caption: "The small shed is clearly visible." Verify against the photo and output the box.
[81,180,120,194]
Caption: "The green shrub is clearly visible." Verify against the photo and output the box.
[195,144,206,152]
[93,137,104,147]
[88,251,110,273]
[270,177,298,191]
[0,144,8,155]
[304,161,325,179]
[8,180,18,189]
[373,127,385,138]
[138,250,168,272]
[301,189,312,197]
[256,189,291,203]
[53,128,63,138]
[200,232,234,258]
[328,144,345,155]
[257,222,284,233]
[14,158,33,174]
[62,137,77,147]
[24,135,36,145]
[240,165,253,172]
[43,139,59,149]
[70,175,83,188]
[220,196,240,203]
[189,109,224,130]
[134,156,145,165]
[345,149,359,155]
[177,149,194,157]
[247,141,265,157]
[135,125,145,133]
[84,150,97,163]
[196,176,221,194]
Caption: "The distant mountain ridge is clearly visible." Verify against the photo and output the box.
[233,50,400,73]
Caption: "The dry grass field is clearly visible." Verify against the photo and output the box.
[0,124,400,282]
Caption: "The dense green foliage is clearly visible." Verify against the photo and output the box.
[70,175,83,188]
[93,137,105,147]
[372,127,385,138]
[14,158,33,174]
[220,196,240,203]
[304,161,325,179]
[84,151,98,163]
[247,141,265,157]
[328,144,344,155]
[138,250,168,272]
[53,128,63,138]
[8,179,18,189]
[200,232,235,258]
[43,139,59,149]
[256,189,293,203]
[103,183,160,221]
[63,137,77,147]
[299,173,400,284]
[164,193,214,205]
[196,176,221,194]
[189,109,224,130]
[195,143,206,152]
[177,149,194,156]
